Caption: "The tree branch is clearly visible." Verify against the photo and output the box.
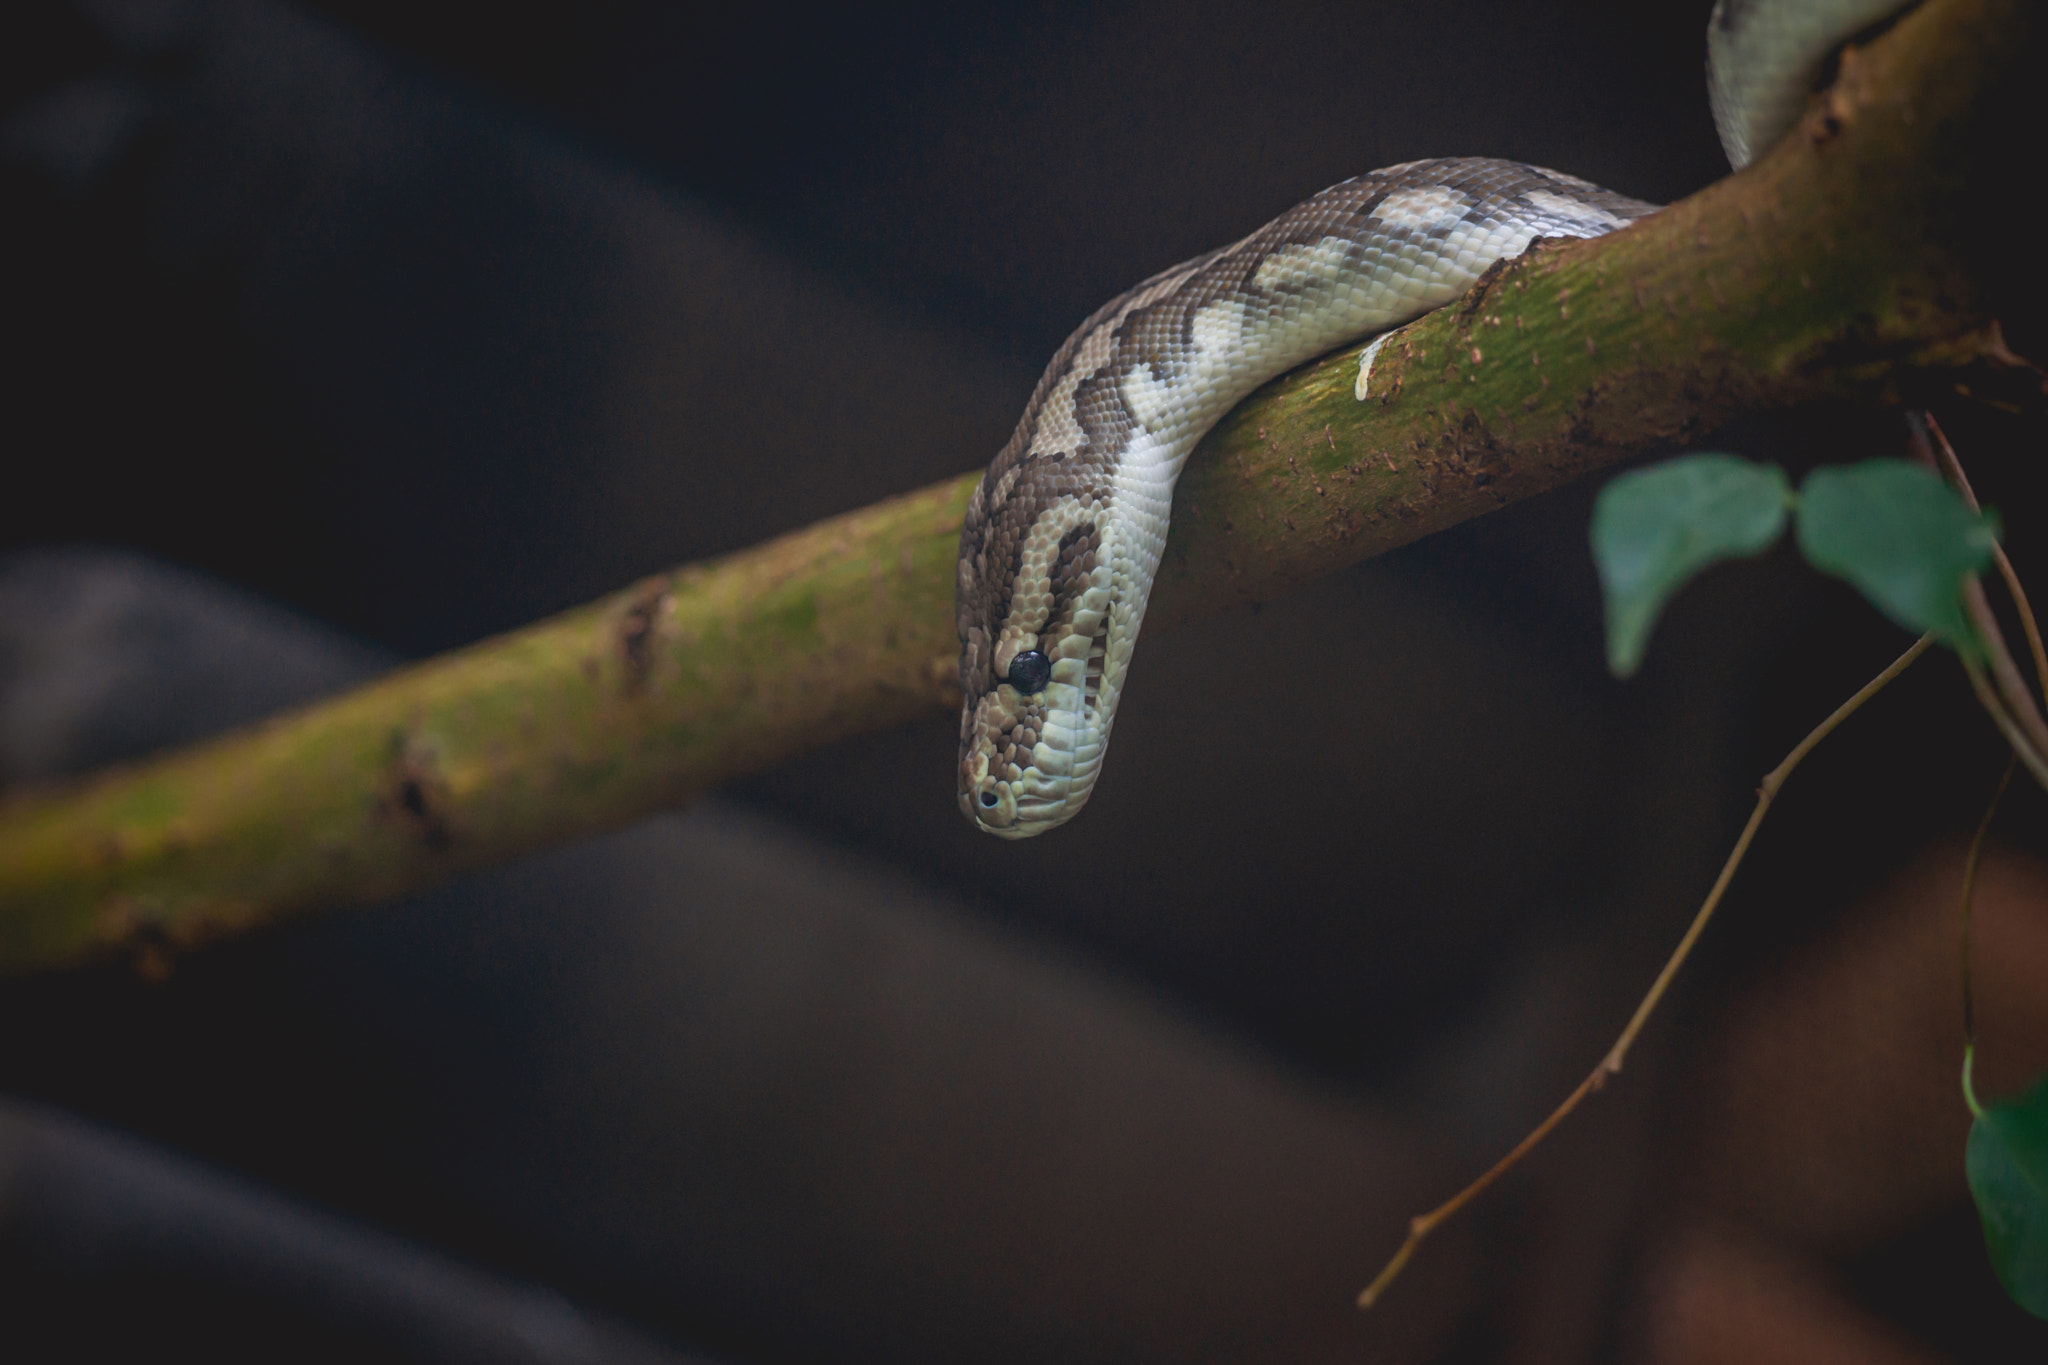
[0,0,2037,974]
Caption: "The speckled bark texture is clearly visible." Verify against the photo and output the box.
[0,0,2036,973]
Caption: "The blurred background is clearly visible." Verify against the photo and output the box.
[3,0,2047,1359]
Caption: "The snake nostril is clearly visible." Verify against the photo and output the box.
[979,791,999,808]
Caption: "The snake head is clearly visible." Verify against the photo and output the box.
[955,447,1122,838]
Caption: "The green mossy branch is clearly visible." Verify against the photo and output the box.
[1153,0,2035,625]
[0,0,2036,974]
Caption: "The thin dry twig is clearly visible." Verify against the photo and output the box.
[1358,633,1936,1310]
[1908,410,2048,788]
[1924,411,2048,704]
[1908,412,2048,762]
[1961,657,2048,789]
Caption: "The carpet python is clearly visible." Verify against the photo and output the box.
[956,0,1910,837]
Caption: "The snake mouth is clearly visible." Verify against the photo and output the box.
[1080,617,1107,724]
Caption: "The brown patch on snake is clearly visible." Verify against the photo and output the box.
[956,447,1112,702]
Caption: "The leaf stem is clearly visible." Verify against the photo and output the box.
[1357,632,1934,1311]
[1960,753,2015,1054]
[1961,656,2048,791]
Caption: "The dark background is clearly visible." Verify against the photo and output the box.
[4,0,2047,1360]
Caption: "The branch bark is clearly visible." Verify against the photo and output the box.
[0,0,2038,974]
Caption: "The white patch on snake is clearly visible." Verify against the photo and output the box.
[1252,235,1356,295]
[997,495,1099,666]
[1121,296,1251,439]
[1118,359,1177,440]
[1369,185,1471,231]
[1522,189,1627,227]
[1028,259,1207,461]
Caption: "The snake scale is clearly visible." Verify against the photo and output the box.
[956,0,1910,837]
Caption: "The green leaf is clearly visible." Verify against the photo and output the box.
[1591,454,1793,677]
[1795,460,1999,655]
[1968,1071,2048,1319]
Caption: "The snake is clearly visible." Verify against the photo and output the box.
[955,0,1910,838]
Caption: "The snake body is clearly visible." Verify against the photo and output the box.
[956,0,1909,838]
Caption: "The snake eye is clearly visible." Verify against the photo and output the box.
[1006,649,1051,695]
[980,791,999,808]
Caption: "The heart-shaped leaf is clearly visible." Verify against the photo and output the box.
[1591,454,1792,677]
[1795,460,1999,656]
[1968,1070,2048,1319]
